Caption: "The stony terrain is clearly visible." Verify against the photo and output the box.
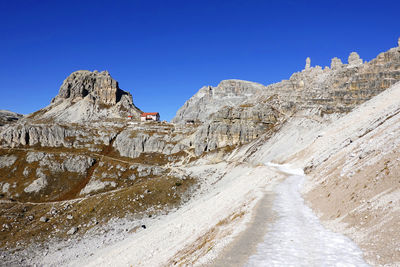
[28,70,142,123]
[0,39,399,266]
[0,71,197,264]
[174,43,400,156]
[0,110,22,126]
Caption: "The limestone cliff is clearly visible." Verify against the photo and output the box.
[29,70,142,123]
[171,79,266,123]
[0,110,23,126]
[175,42,400,155]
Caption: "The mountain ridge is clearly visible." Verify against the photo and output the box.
[0,38,400,266]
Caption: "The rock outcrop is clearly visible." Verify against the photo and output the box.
[0,122,120,151]
[305,57,311,69]
[54,70,120,105]
[113,124,192,158]
[171,80,266,124]
[192,97,285,155]
[29,70,142,123]
[348,52,363,66]
[0,110,23,126]
[330,57,343,70]
[173,40,400,154]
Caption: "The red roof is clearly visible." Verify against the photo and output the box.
[141,112,159,117]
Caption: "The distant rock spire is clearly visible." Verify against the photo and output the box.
[330,57,343,70]
[348,52,363,66]
[305,57,311,69]
[398,37,400,47]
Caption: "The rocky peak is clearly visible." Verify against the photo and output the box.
[305,57,311,69]
[172,79,265,123]
[53,70,122,105]
[0,110,23,126]
[173,38,400,155]
[348,52,363,66]
[27,70,142,123]
[330,57,343,70]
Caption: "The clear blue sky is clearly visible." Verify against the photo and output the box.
[1,0,399,121]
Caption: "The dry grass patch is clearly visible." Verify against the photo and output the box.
[0,173,195,251]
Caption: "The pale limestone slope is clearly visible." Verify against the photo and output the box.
[289,81,400,266]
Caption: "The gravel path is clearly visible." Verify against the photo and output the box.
[244,163,369,267]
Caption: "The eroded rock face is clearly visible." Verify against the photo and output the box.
[173,42,400,154]
[25,152,95,175]
[330,57,343,70]
[0,123,118,150]
[175,44,400,124]
[0,110,23,126]
[54,70,119,105]
[192,96,285,155]
[172,80,266,124]
[305,57,311,69]
[28,70,142,123]
[112,124,192,158]
[348,52,363,66]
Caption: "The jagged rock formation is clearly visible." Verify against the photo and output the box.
[1,38,400,266]
[305,57,311,69]
[53,70,120,105]
[29,70,142,123]
[348,52,363,66]
[172,79,266,124]
[192,95,286,155]
[330,57,343,69]
[0,123,115,149]
[112,124,192,158]
[0,110,22,126]
[173,42,400,154]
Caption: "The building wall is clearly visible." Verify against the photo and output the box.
[140,114,160,121]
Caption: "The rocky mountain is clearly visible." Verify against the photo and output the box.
[0,110,22,126]
[0,70,197,259]
[28,70,142,123]
[174,45,400,124]
[176,42,400,155]
[1,39,400,266]
[172,79,266,123]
